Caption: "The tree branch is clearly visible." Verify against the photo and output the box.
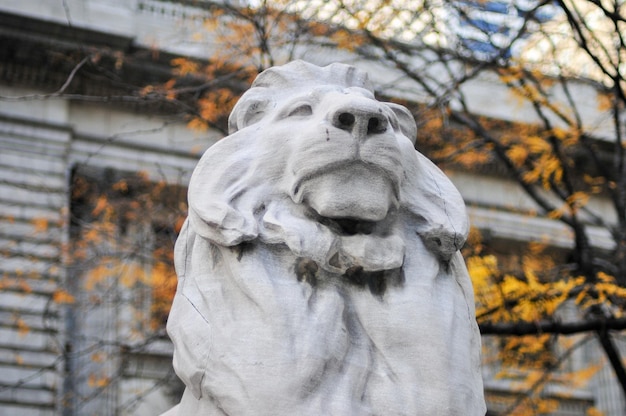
[596,328,626,400]
[480,317,626,336]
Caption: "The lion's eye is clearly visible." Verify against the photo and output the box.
[287,104,313,117]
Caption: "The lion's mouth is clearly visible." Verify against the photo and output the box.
[292,163,399,223]
[319,216,376,236]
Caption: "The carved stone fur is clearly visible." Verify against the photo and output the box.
[164,61,486,416]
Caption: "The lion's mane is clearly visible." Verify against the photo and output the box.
[166,61,485,416]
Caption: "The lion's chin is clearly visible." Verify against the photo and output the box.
[294,164,398,223]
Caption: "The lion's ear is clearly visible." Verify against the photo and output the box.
[386,102,417,145]
[228,97,270,134]
[401,146,469,262]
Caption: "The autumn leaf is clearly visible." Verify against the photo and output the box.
[587,407,605,416]
[596,92,612,112]
[31,218,49,233]
[187,118,209,132]
[88,374,110,388]
[120,263,147,288]
[525,135,551,154]
[453,149,491,168]
[174,216,186,233]
[85,263,112,291]
[91,352,105,363]
[467,255,498,286]
[506,144,529,167]
[16,318,29,337]
[171,57,199,76]
[308,21,330,36]
[92,195,108,217]
[331,29,357,51]
[113,51,124,70]
[203,16,220,32]
[528,241,546,254]
[112,179,128,193]
[139,85,154,96]
[52,290,75,304]
[566,191,590,212]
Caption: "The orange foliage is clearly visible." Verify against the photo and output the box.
[52,290,75,304]
[171,57,200,76]
[73,168,186,338]
[16,318,29,338]
[31,218,49,233]
[91,195,108,217]
[87,374,110,388]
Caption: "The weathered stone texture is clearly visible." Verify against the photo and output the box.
[165,61,486,416]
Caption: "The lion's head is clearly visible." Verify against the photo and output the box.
[185,60,468,275]
[167,61,484,416]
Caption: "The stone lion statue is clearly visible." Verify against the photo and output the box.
[163,60,485,415]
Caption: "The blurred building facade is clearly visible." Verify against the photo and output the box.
[0,1,623,415]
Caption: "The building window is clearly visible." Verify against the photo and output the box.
[64,165,186,414]
[70,165,186,337]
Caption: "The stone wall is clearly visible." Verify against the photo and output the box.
[0,82,213,414]
[0,2,623,415]
[0,111,70,415]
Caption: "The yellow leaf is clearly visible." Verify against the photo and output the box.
[331,29,357,51]
[137,171,150,182]
[85,264,112,291]
[522,167,541,184]
[506,145,528,167]
[308,21,330,36]
[566,362,603,388]
[17,279,32,294]
[171,58,199,76]
[88,374,110,388]
[566,192,589,212]
[31,218,49,233]
[597,271,614,283]
[92,195,108,217]
[467,255,497,286]
[597,92,612,112]
[528,241,546,254]
[120,263,146,288]
[112,179,128,192]
[501,275,525,297]
[454,149,491,167]
[16,318,29,337]
[587,406,605,416]
[52,290,75,304]
[91,352,105,363]
[525,135,551,154]
[139,85,154,96]
[187,117,208,132]
[547,207,564,219]
[203,17,219,31]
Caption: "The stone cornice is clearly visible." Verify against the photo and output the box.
[0,10,185,108]
[0,10,133,50]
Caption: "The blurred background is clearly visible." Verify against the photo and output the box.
[1,0,626,414]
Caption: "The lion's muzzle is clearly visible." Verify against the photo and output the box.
[289,93,404,222]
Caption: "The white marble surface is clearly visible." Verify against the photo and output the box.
[164,61,485,415]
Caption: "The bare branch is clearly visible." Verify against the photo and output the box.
[480,316,626,336]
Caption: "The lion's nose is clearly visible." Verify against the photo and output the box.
[331,103,388,137]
